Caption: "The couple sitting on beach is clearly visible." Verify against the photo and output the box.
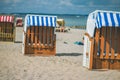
[55,26,70,32]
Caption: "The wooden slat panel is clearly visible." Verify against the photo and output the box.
[31,26,34,45]
[89,38,94,69]
[10,23,12,40]
[4,23,7,40]
[6,24,8,40]
[49,27,52,47]
[105,27,110,59]
[100,27,105,59]
[3,22,5,40]
[51,27,54,47]
[12,23,14,41]
[117,27,120,59]
[94,28,100,57]
[35,26,38,46]
[8,23,10,40]
[43,27,47,45]
[46,27,48,46]
[9,23,10,40]
[47,27,50,47]
[38,26,42,46]
[2,23,4,40]
[27,27,30,44]
[93,28,101,69]
[111,27,115,59]
[37,26,39,43]
[1,23,2,40]
[45,27,47,45]
[0,23,2,40]
[1,23,4,40]
[102,60,109,69]
[41,27,43,45]
[36,26,40,50]
[0,23,1,32]
[6,23,8,40]
[5,23,7,40]
[114,28,118,58]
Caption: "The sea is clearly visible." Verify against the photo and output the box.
[57,15,88,27]
[8,13,88,28]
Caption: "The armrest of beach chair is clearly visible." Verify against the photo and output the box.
[84,33,93,41]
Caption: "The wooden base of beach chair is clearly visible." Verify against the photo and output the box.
[92,58,120,69]
[0,22,14,42]
[24,46,56,56]
[24,26,56,56]
[86,27,120,70]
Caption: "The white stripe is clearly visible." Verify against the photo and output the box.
[27,16,30,26]
[52,17,55,27]
[39,16,42,26]
[9,16,12,22]
[43,17,46,26]
[107,13,112,26]
[4,16,6,22]
[97,13,100,28]
[100,12,105,26]
[113,13,119,26]
[26,15,57,27]
[48,17,51,26]
[30,16,33,26]
[6,16,9,22]
[34,16,37,26]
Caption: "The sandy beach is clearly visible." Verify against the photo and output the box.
[0,29,120,80]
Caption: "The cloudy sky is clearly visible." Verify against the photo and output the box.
[0,0,120,14]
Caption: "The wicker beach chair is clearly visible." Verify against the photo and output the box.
[83,10,120,70]
[0,15,14,41]
[22,15,57,56]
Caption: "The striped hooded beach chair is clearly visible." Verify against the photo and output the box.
[0,15,14,41]
[83,10,120,70]
[22,14,57,56]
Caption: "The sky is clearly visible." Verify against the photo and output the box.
[0,0,120,15]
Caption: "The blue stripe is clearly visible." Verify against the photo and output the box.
[46,17,48,27]
[32,16,35,26]
[27,16,30,26]
[103,12,109,27]
[110,13,115,26]
[26,15,56,27]
[41,17,44,27]
[37,16,40,26]
[54,17,56,27]
[98,12,102,28]
[50,17,53,27]
[96,16,99,28]
[116,13,120,27]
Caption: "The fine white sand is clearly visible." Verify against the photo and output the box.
[0,29,120,80]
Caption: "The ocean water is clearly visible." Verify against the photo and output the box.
[57,15,88,27]
[14,13,88,27]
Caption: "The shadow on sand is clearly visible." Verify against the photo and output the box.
[56,53,83,56]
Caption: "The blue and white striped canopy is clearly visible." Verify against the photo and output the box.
[25,15,57,27]
[86,10,120,37]
[95,11,120,28]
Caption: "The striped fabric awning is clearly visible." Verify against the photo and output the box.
[0,16,14,23]
[86,10,120,37]
[96,11,120,28]
[26,15,57,27]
